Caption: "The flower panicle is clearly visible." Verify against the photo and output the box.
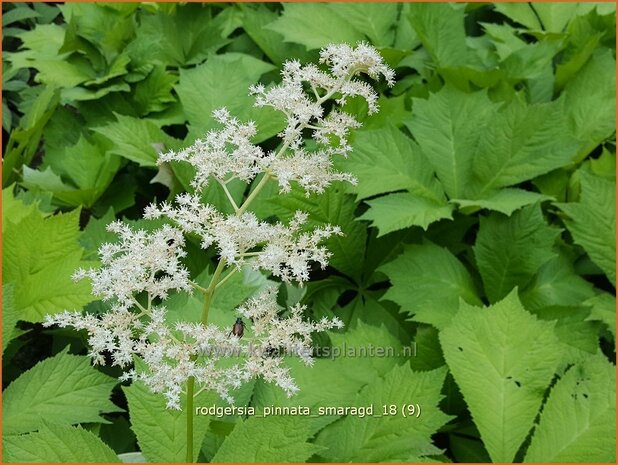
[43,42,393,409]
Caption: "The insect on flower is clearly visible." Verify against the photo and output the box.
[229,317,245,338]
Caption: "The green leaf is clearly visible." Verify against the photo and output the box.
[2,351,121,435]
[585,293,616,338]
[125,3,235,68]
[2,5,41,27]
[493,3,543,30]
[344,127,447,202]
[341,124,452,234]
[2,283,18,352]
[557,171,616,285]
[525,354,616,462]
[470,98,582,194]
[23,135,121,207]
[408,3,469,67]
[93,113,173,167]
[123,380,210,463]
[212,416,321,462]
[440,291,563,463]
[132,65,178,115]
[3,208,94,322]
[314,364,449,461]
[327,3,398,46]
[474,204,559,302]
[2,184,41,233]
[520,253,595,311]
[452,188,552,216]
[3,422,120,463]
[238,4,311,66]
[266,3,364,50]
[407,86,499,199]
[531,305,600,355]
[380,242,482,330]
[59,3,135,62]
[360,192,453,235]
[175,53,284,143]
[564,49,616,158]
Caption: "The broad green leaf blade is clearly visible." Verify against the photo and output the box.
[2,283,18,352]
[266,3,364,50]
[585,293,616,338]
[360,192,453,235]
[314,364,449,461]
[93,114,172,167]
[175,53,284,143]
[3,207,94,321]
[407,86,499,199]
[343,127,446,202]
[407,3,468,67]
[2,351,122,435]
[452,188,552,216]
[123,381,210,463]
[525,354,616,462]
[557,171,616,286]
[440,291,563,463]
[471,99,582,193]
[474,204,559,302]
[328,3,398,46]
[564,49,616,156]
[212,416,321,462]
[520,253,595,311]
[132,65,178,115]
[380,242,482,330]
[3,423,121,463]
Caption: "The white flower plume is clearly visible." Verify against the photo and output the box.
[43,42,394,410]
[73,222,191,308]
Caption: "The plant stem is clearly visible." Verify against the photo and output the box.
[185,376,195,462]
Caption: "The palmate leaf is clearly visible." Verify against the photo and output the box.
[520,253,595,311]
[470,98,582,194]
[343,127,452,235]
[212,416,321,462]
[525,354,616,462]
[3,422,120,463]
[557,170,616,285]
[474,204,560,302]
[452,188,552,216]
[175,53,284,145]
[125,3,236,68]
[440,291,563,463]
[265,3,365,50]
[407,86,499,200]
[564,49,616,157]
[93,113,173,167]
[2,351,122,435]
[380,242,482,330]
[407,2,469,67]
[2,207,94,322]
[408,85,584,215]
[314,364,449,462]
